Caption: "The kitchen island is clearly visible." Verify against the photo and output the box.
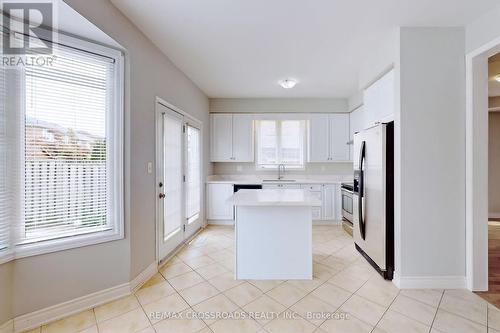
[229,189,321,280]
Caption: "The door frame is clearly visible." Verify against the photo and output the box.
[154,97,203,264]
[465,36,500,291]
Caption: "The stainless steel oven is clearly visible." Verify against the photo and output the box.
[341,183,354,235]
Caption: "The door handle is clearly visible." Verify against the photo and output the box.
[159,193,166,199]
[358,141,366,240]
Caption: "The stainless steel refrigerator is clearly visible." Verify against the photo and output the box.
[353,122,394,280]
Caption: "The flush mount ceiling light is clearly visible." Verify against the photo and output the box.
[279,78,298,89]
[495,74,500,82]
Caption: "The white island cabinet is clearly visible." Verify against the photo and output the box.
[229,189,321,280]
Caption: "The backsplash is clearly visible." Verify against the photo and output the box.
[212,162,354,176]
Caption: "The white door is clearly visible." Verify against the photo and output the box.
[185,121,202,236]
[210,114,233,161]
[330,114,350,161]
[308,114,330,162]
[157,105,185,260]
[232,114,254,162]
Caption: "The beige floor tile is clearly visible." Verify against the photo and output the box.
[287,277,325,293]
[135,281,176,306]
[192,294,240,325]
[328,270,370,293]
[207,249,233,262]
[136,327,155,333]
[140,273,166,290]
[290,294,338,326]
[400,289,443,308]
[153,310,207,333]
[313,263,340,280]
[432,309,487,333]
[182,255,216,269]
[77,326,98,333]
[196,263,229,280]
[311,282,352,308]
[439,292,487,325]
[444,289,486,305]
[319,313,373,333]
[209,318,261,333]
[41,310,96,333]
[389,294,437,326]
[320,256,348,271]
[248,280,284,293]
[340,294,386,326]
[168,271,205,291]
[176,247,206,261]
[22,328,41,333]
[208,271,244,292]
[160,262,193,279]
[243,295,286,324]
[224,282,263,307]
[94,295,140,323]
[377,310,429,333]
[180,281,221,306]
[266,282,309,307]
[489,304,500,331]
[264,312,316,333]
[355,276,399,307]
[141,293,190,324]
[97,308,150,333]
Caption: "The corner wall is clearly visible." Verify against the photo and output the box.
[10,0,210,317]
[0,261,12,326]
[398,27,466,282]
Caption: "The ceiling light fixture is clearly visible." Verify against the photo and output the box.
[279,78,298,89]
[495,74,500,82]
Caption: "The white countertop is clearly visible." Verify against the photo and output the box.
[207,174,352,185]
[229,189,322,207]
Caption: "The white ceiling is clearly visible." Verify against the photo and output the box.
[111,0,499,98]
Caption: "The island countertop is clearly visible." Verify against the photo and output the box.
[228,189,322,207]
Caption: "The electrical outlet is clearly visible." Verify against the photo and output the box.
[236,165,243,172]
[147,162,153,174]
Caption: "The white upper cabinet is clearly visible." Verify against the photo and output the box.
[308,113,350,162]
[349,106,364,160]
[210,114,254,162]
[364,69,395,127]
[329,114,350,161]
[308,114,330,162]
[211,114,233,161]
[232,114,254,162]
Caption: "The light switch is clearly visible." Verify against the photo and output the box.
[236,165,243,172]
[147,162,153,174]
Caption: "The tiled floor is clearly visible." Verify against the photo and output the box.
[25,225,500,333]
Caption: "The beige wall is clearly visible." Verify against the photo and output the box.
[7,0,210,317]
[0,262,13,325]
[210,98,347,113]
[489,112,500,216]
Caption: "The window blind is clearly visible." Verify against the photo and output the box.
[186,125,201,223]
[22,43,115,243]
[0,36,8,252]
[256,120,305,168]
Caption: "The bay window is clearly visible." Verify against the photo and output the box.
[0,30,124,260]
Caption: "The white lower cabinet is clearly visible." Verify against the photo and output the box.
[206,183,234,220]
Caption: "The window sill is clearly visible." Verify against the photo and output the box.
[14,229,124,260]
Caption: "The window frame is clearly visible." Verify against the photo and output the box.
[11,31,125,259]
[255,119,306,170]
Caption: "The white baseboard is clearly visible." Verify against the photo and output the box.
[394,274,466,289]
[130,262,157,292]
[14,283,131,333]
[0,320,13,333]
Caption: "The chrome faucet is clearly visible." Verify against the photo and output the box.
[278,164,285,180]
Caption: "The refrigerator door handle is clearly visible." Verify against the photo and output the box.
[358,141,366,240]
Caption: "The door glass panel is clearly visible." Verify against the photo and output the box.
[163,114,183,240]
[186,125,201,223]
